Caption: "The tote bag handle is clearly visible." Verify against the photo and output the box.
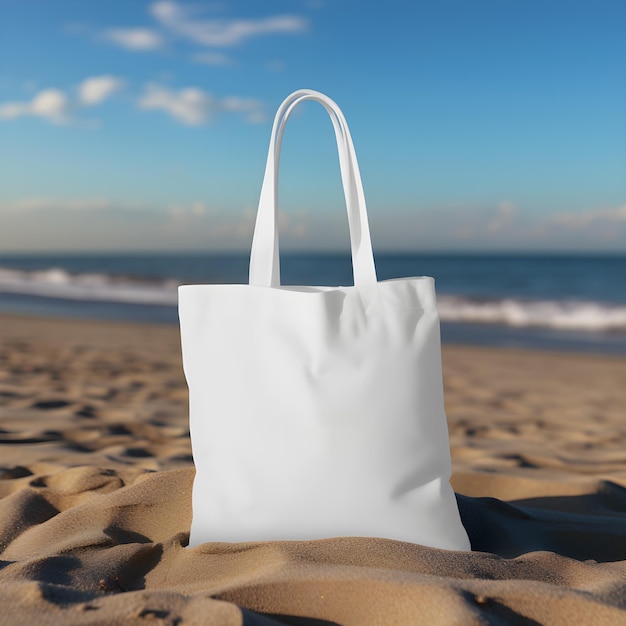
[249,89,378,288]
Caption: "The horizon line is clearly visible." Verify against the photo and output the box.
[1,249,625,257]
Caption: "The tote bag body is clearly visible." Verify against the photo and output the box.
[179,89,470,551]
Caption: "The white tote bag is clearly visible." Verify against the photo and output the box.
[179,89,470,551]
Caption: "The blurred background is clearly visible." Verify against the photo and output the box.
[1,0,625,352]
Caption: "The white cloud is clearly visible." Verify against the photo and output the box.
[103,27,165,51]
[150,0,307,47]
[191,51,234,66]
[138,83,217,125]
[1,78,261,128]
[0,88,71,125]
[31,90,70,122]
[0,76,125,125]
[78,76,125,106]
[137,83,264,125]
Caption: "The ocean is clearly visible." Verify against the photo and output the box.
[0,252,625,355]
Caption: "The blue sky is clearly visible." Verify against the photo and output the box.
[0,0,625,252]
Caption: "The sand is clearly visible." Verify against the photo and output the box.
[0,311,625,625]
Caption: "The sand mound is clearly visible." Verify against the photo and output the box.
[0,467,625,624]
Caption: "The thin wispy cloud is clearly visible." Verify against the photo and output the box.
[137,83,264,125]
[366,202,626,250]
[490,203,626,245]
[97,2,308,57]
[63,22,92,36]
[168,201,210,219]
[265,60,287,73]
[548,205,626,228]
[0,198,255,252]
[102,28,165,51]
[486,200,517,234]
[191,51,235,66]
[0,76,124,125]
[3,197,626,251]
[220,96,265,124]
[2,197,115,212]
[20,80,38,94]
[150,1,308,47]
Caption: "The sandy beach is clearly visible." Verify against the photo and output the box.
[0,311,625,625]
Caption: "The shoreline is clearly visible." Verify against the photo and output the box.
[2,307,625,357]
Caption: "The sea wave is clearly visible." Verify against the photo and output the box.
[1,266,626,332]
[437,295,626,332]
[0,266,178,305]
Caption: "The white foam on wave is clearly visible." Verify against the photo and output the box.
[1,266,626,332]
[0,266,178,305]
[437,295,626,332]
